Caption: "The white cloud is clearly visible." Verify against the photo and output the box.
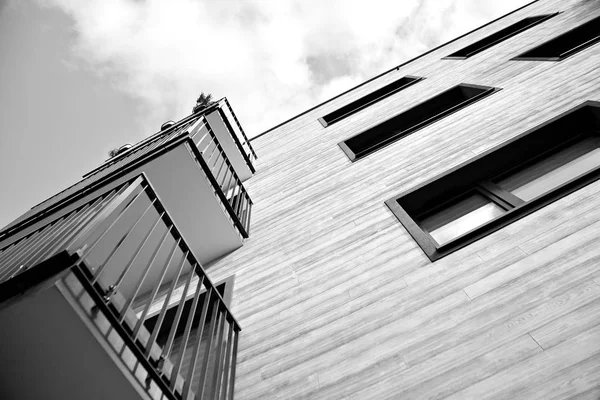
[41,0,530,137]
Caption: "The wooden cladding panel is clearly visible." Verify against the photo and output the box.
[207,0,600,398]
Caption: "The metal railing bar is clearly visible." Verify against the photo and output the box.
[235,189,245,222]
[0,238,35,280]
[230,186,241,219]
[26,203,95,262]
[0,242,20,277]
[223,98,257,160]
[143,246,185,356]
[0,229,42,272]
[215,106,256,173]
[170,273,205,392]
[245,197,253,235]
[210,152,223,175]
[182,286,213,399]
[206,142,219,166]
[219,323,234,400]
[109,210,164,293]
[26,189,119,269]
[201,136,216,156]
[22,203,99,269]
[0,236,20,261]
[234,188,244,221]
[133,237,180,341]
[228,329,239,400]
[64,183,131,251]
[211,316,228,400]
[241,198,250,233]
[0,246,27,281]
[2,215,71,279]
[210,311,227,398]
[224,171,235,196]
[118,224,171,323]
[203,119,247,188]
[0,191,92,259]
[219,169,231,193]
[194,130,210,149]
[215,157,227,184]
[76,180,149,274]
[90,197,156,284]
[238,200,247,236]
[209,157,222,181]
[197,305,221,399]
[188,120,208,141]
[162,261,195,359]
[5,213,74,267]
[6,173,137,246]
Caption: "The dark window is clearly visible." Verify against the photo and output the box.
[143,275,234,341]
[318,76,423,127]
[445,13,558,59]
[513,15,600,61]
[385,101,600,261]
[339,84,498,161]
[142,275,235,394]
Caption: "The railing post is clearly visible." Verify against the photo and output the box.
[170,273,205,393]
[182,286,213,399]
[219,321,235,400]
[228,328,240,400]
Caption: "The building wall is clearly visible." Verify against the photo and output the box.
[205,0,600,398]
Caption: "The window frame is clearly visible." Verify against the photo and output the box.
[318,76,424,128]
[512,15,600,61]
[339,83,500,162]
[385,101,600,261]
[443,13,559,60]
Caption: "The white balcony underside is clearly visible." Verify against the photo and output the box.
[205,110,252,182]
[141,144,243,262]
[0,284,153,400]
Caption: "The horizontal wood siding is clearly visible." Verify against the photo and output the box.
[206,0,600,398]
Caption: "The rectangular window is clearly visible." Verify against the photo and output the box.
[513,15,600,61]
[339,83,498,161]
[420,192,506,246]
[385,101,600,261]
[445,13,558,59]
[318,76,423,127]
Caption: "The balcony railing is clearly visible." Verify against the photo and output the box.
[219,98,258,169]
[0,174,241,400]
[1,113,253,242]
[189,118,253,237]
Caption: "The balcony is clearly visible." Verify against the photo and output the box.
[206,98,258,176]
[0,99,255,265]
[0,175,240,400]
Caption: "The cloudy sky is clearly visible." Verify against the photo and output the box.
[0,0,530,229]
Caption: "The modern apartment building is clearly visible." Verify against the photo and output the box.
[1,0,600,398]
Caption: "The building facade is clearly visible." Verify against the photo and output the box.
[1,0,600,398]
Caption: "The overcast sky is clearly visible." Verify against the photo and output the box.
[0,0,530,229]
